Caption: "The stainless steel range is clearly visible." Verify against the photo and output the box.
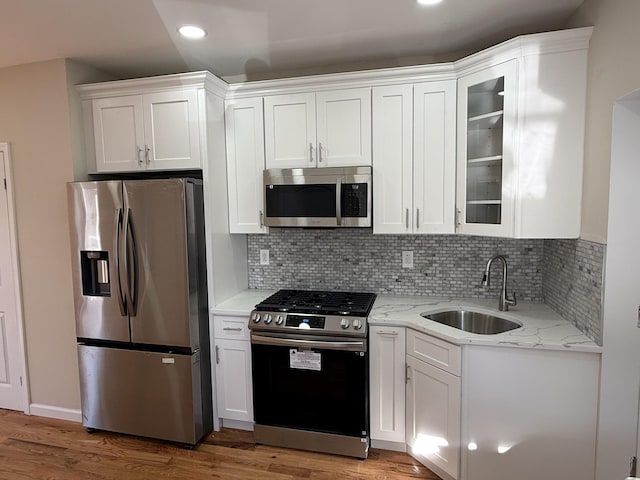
[249,289,376,459]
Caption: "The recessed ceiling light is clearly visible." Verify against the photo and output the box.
[417,0,443,5]
[178,25,207,39]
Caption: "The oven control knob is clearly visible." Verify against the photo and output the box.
[340,318,350,329]
[353,319,363,330]
[276,315,284,325]
[264,314,273,324]
[252,313,261,323]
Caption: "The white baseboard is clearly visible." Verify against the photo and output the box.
[221,418,254,431]
[371,438,407,452]
[29,403,82,423]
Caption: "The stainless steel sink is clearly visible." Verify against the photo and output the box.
[421,310,521,335]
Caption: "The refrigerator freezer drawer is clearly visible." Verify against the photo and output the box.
[78,344,207,445]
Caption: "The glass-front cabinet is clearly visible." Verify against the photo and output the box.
[456,60,517,237]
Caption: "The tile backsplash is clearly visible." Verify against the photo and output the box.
[248,230,606,345]
[248,229,544,301]
[543,239,605,345]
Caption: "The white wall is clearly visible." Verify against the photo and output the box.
[565,0,640,243]
[596,92,640,480]
[0,59,111,414]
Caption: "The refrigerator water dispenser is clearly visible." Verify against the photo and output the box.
[81,251,110,296]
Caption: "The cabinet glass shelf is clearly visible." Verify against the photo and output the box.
[465,76,505,225]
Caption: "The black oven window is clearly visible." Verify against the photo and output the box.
[265,184,336,217]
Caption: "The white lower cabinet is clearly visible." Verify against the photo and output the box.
[369,326,406,448]
[213,315,254,426]
[461,346,599,480]
[406,332,461,480]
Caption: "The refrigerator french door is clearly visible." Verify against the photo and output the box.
[67,178,212,446]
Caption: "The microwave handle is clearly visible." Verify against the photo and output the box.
[336,178,342,226]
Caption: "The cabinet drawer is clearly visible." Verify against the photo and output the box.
[407,329,461,376]
[213,315,250,341]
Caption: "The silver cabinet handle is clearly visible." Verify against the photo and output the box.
[406,364,411,384]
[145,146,151,165]
[137,146,144,165]
[319,142,324,163]
[456,208,462,227]
[223,327,242,332]
[259,210,264,228]
[416,208,420,230]
[309,142,314,164]
[215,345,220,364]
[375,330,398,336]
[405,208,409,229]
[336,177,342,226]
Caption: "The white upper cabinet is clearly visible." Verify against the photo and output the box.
[264,88,371,169]
[93,89,201,172]
[455,28,591,238]
[373,80,456,234]
[456,61,517,237]
[225,97,268,234]
[92,95,145,172]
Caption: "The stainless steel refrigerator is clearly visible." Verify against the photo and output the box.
[67,178,212,446]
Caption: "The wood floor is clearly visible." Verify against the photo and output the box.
[0,410,439,479]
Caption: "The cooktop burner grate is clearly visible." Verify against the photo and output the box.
[255,289,376,317]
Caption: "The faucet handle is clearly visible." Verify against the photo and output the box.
[506,291,517,307]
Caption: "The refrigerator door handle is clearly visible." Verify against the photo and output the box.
[114,208,127,316]
[123,207,139,317]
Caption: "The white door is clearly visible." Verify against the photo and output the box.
[372,84,413,234]
[93,95,146,172]
[456,60,517,237]
[406,355,460,480]
[369,326,406,443]
[264,93,317,169]
[215,338,254,422]
[413,80,456,234]
[225,97,268,234]
[0,144,27,412]
[143,89,201,171]
[316,88,372,167]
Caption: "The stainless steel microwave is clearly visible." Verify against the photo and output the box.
[263,166,372,228]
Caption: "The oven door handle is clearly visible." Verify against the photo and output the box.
[251,334,366,352]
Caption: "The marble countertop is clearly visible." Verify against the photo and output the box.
[211,289,276,316]
[370,295,601,353]
[210,289,601,353]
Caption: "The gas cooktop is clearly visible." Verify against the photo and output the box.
[250,289,377,337]
[254,289,376,317]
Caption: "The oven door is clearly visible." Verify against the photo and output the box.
[251,332,369,438]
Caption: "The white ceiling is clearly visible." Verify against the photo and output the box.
[1,0,584,82]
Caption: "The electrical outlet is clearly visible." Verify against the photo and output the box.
[402,251,414,269]
[260,249,270,265]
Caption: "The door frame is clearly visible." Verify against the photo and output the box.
[0,142,30,413]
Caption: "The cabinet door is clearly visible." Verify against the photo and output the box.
[225,98,267,234]
[215,338,254,422]
[93,96,145,172]
[316,88,372,167]
[372,85,413,234]
[414,81,456,234]
[456,60,517,237]
[369,326,406,443]
[143,89,201,170]
[264,93,316,169]
[406,355,460,480]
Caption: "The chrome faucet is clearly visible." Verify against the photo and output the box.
[481,255,517,311]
